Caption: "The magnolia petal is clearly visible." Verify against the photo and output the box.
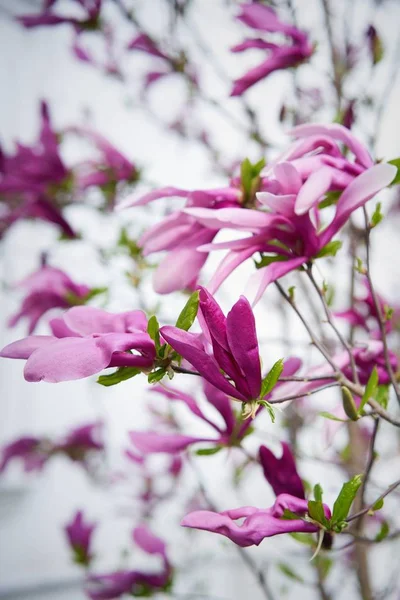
[246,256,306,306]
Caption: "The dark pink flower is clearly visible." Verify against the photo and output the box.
[18,0,102,33]
[0,436,48,473]
[161,288,262,402]
[0,306,155,382]
[84,525,172,599]
[259,442,305,499]
[65,510,96,567]
[182,493,331,547]
[55,422,104,460]
[231,3,313,96]
[8,266,91,334]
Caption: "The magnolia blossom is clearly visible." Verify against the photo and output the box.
[182,493,331,547]
[69,127,138,203]
[85,525,172,599]
[161,288,263,402]
[259,442,305,499]
[0,421,104,473]
[186,124,396,303]
[335,277,400,337]
[0,101,75,238]
[130,357,302,455]
[231,3,313,96]
[127,33,197,89]
[65,510,97,567]
[118,185,241,293]
[8,266,92,334]
[0,306,155,382]
[18,0,102,32]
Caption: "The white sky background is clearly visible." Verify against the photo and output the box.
[0,0,400,598]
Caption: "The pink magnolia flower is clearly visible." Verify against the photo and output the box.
[343,341,398,385]
[69,127,138,204]
[18,0,102,32]
[161,288,262,402]
[8,266,92,334]
[118,185,241,294]
[85,525,172,599]
[127,33,197,90]
[186,124,396,304]
[231,3,313,96]
[65,510,97,567]
[0,102,75,238]
[259,442,305,499]
[0,306,156,383]
[182,493,331,547]
[335,277,400,338]
[0,437,48,473]
[0,421,104,473]
[130,358,301,455]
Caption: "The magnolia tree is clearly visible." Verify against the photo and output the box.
[1,0,400,599]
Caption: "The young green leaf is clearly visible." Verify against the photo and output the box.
[195,446,223,456]
[342,387,359,421]
[319,411,348,423]
[175,291,200,331]
[277,563,304,583]
[316,240,343,258]
[314,483,323,503]
[307,500,328,527]
[147,315,161,350]
[258,400,276,423]
[370,202,383,228]
[331,474,363,525]
[359,366,378,413]
[388,158,400,186]
[97,367,141,386]
[260,358,284,398]
[375,521,389,542]
[148,368,167,384]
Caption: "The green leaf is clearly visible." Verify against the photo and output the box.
[375,384,390,409]
[175,291,199,331]
[354,257,366,274]
[316,240,343,258]
[97,367,141,386]
[147,315,161,350]
[388,158,400,186]
[319,411,348,422]
[258,400,276,423]
[308,500,328,527]
[277,562,304,583]
[318,190,342,209]
[148,368,167,384]
[372,498,384,511]
[260,358,284,398]
[370,202,383,228]
[359,366,378,413]
[314,483,323,503]
[195,446,223,456]
[314,555,333,581]
[375,520,389,542]
[254,254,287,270]
[331,474,363,525]
[240,157,266,201]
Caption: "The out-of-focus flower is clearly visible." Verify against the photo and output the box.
[335,277,400,337]
[259,442,305,499]
[186,124,396,304]
[69,127,138,205]
[8,266,92,334]
[0,306,156,382]
[18,0,102,33]
[118,185,240,294]
[343,340,398,385]
[65,510,97,567]
[0,421,104,473]
[127,33,197,90]
[231,3,313,96]
[84,525,172,599]
[0,102,75,238]
[182,493,331,547]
